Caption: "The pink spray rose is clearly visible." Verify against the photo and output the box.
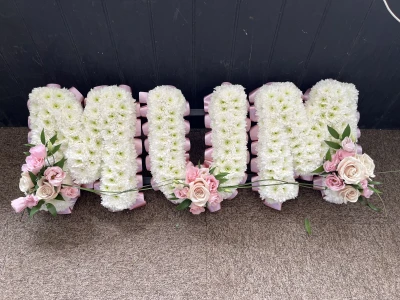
[174,187,189,199]
[23,155,45,174]
[204,175,219,193]
[29,144,47,159]
[185,165,199,183]
[11,194,39,213]
[334,149,355,161]
[323,160,337,172]
[362,188,374,199]
[341,137,356,153]
[325,174,346,191]
[360,179,368,189]
[44,166,66,186]
[189,203,205,215]
[60,186,80,199]
[208,192,223,205]
[198,167,210,179]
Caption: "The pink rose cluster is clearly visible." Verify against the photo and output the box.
[173,164,222,214]
[12,142,80,214]
[319,137,376,202]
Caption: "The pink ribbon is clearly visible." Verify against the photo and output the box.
[313,176,326,191]
[250,125,258,141]
[145,155,151,171]
[140,105,148,117]
[240,173,248,185]
[94,85,106,90]
[204,114,211,128]
[139,92,148,104]
[245,118,251,132]
[136,175,143,188]
[27,99,31,110]
[119,84,131,93]
[136,157,142,173]
[150,178,158,191]
[251,176,259,191]
[135,119,141,137]
[184,102,190,117]
[135,103,140,118]
[144,139,149,152]
[184,138,191,151]
[203,160,212,168]
[299,174,314,181]
[207,202,221,212]
[246,151,250,164]
[82,182,94,189]
[69,87,84,103]
[356,111,360,122]
[248,88,260,103]
[184,120,190,134]
[205,131,212,146]
[302,88,311,101]
[129,192,146,210]
[134,138,142,155]
[226,190,238,200]
[263,200,282,211]
[204,147,213,161]
[251,141,258,155]
[221,82,232,86]
[93,181,101,191]
[27,131,32,143]
[250,158,258,173]
[142,122,149,136]
[356,145,362,154]
[357,128,361,139]
[204,94,212,113]
[28,117,32,129]
[46,83,61,88]
[57,208,72,214]
[249,106,258,122]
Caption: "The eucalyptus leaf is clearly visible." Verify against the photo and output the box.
[324,141,341,150]
[304,218,312,236]
[327,125,340,139]
[46,203,57,216]
[176,199,191,211]
[311,165,324,174]
[342,124,351,139]
[40,129,46,145]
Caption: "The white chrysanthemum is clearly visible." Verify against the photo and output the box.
[323,190,346,204]
[147,86,187,199]
[254,82,321,202]
[208,84,248,199]
[305,79,359,163]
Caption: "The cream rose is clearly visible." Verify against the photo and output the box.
[188,178,210,207]
[339,186,360,203]
[337,156,367,184]
[19,172,34,193]
[36,178,60,200]
[356,154,375,178]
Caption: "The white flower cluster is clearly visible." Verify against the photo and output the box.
[305,79,359,163]
[323,190,345,204]
[28,87,84,170]
[254,82,321,202]
[67,86,139,211]
[147,86,187,198]
[208,84,248,199]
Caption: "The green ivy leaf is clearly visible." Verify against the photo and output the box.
[46,203,57,216]
[49,133,58,145]
[28,172,38,185]
[304,218,312,236]
[311,165,324,174]
[176,199,191,211]
[40,129,46,145]
[54,157,67,169]
[327,125,340,139]
[29,200,45,217]
[324,141,341,150]
[341,124,351,139]
[325,149,332,161]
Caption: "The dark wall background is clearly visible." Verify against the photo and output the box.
[0,0,399,128]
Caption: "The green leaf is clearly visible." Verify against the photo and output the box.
[198,160,201,168]
[29,200,45,217]
[215,172,230,180]
[49,133,58,145]
[367,201,381,212]
[176,199,192,211]
[342,124,351,139]
[28,172,38,185]
[358,196,367,206]
[351,184,363,191]
[217,178,229,185]
[46,203,57,216]
[324,141,341,150]
[54,157,67,169]
[325,149,332,161]
[24,152,30,156]
[209,167,216,175]
[327,125,340,139]
[24,143,35,148]
[368,181,382,185]
[49,144,61,156]
[311,165,325,174]
[304,218,312,236]
[54,193,65,201]
[368,185,382,194]
[40,129,46,145]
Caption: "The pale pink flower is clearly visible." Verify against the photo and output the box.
[174,187,189,199]
[198,167,210,179]
[362,188,374,199]
[29,144,47,159]
[333,149,355,161]
[11,194,39,213]
[188,178,210,207]
[189,203,205,215]
[208,192,223,205]
[341,137,356,153]
[185,165,199,183]
[204,175,219,193]
[323,160,337,172]
[25,194,39,207]
[360,179,368,189]
[23,155,45,174]
[60,186,80,199]
[36,178,60,200]
[325,174,345,191]
[44,166,66,186]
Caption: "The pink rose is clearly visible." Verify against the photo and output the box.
[188,178,210,207]
[208,192,223,205]
[334,149,355,161]
[44,166,66,186]
[36,178,60,200]
[29,144,47,159]
[198,167,210,179]
[362,188,374,198]
[204,175,219,193]
[11,194,39,213]
[23,155,45,174]
[186,165,199,183]
[341,137,356,153]
[323,160,337,172]
[60,186,80,199]
[189,203,205,215]
[325,174,346,191]
[360,179,368,189]
[174,187,189,199]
